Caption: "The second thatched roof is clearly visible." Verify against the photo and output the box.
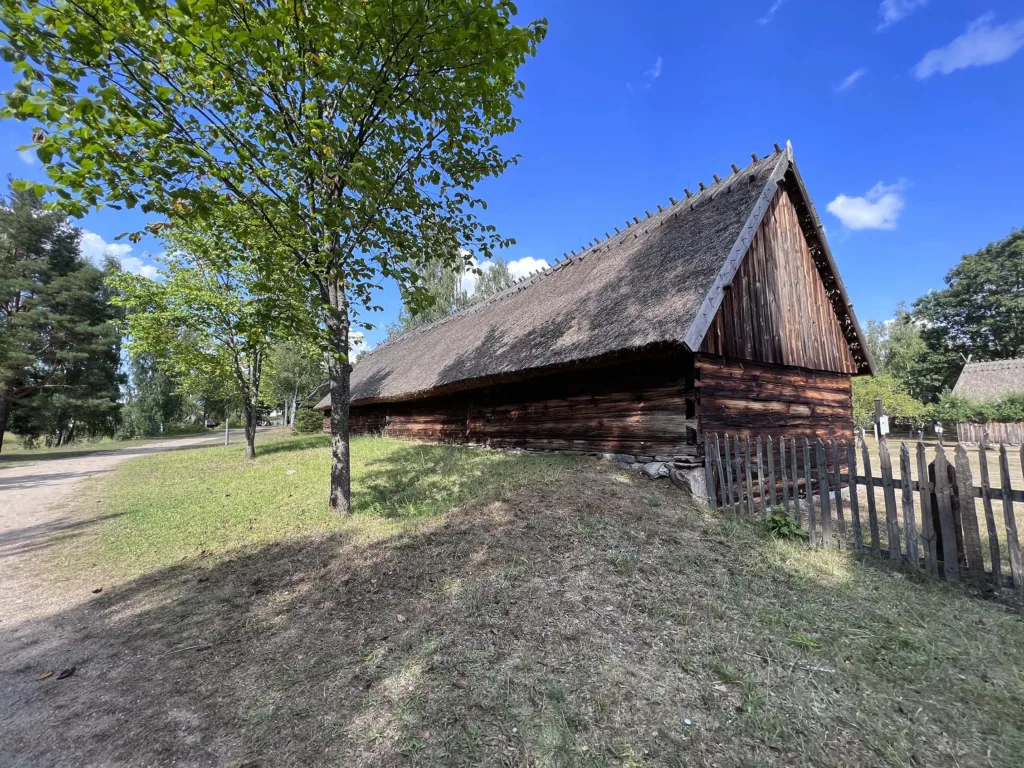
[952,359,1024,402]
[316,143,872,410]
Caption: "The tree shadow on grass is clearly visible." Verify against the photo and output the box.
[254,433,332,457]
[351,442,577,520]
[3,453,1024,768]
[0,512,124,561]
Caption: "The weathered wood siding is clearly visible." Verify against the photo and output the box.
[349,354,698,456]
[697,356,853,444]
[700,187,857,374]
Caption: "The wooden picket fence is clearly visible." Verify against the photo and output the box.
[704,432,1024,594]
[956,422,1024,446]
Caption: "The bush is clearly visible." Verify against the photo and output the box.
[766,506,808,541]
[292,408,324,434]
[162,422,210,436]
[929,391,1024,425]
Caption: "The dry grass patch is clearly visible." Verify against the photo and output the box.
[3,434,1024,767]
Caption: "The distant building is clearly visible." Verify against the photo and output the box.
[951,359,1024,444]
[316,143,875,464]
[952,359,1024,402]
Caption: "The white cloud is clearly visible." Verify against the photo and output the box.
[646,56,663,80]
[349,330,367,359]
[758,0,785,25]
[836,68,867,92]
[878,0,927,29]
[17,148,35,165]
[507,256,549,280]
[119,257,160,280]
[459,257,493,295]
[80,230,132,261]
[79,229,159,279]
[826,181,908,231]
[914,13,1024,79]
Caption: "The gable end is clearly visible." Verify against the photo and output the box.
[699,183,860,374]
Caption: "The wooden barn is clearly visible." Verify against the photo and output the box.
[315,143,875,471]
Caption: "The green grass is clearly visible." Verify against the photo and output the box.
[0,431,215,463]
[69,431,579,578]
[10,431,1024,767]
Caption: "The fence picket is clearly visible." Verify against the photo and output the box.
[815,440,833,548]
[713,435,727,510]
[704,437,717,511]
[744,437,755,516]
[933,446,959,581]
[733,436,744,509]
[779,438,790,515]
[847,442,863,551]
[767,437,777,507]
[878,438,901,562]
[999,445,1023,592]
[757,437,766,517]
[860,433,880,554]
[917,439,938,576]
[899,442,918,567]
[831,440,847,549]
[791,438,800,526]
[954,443,984,572]
[734,436,744,510]
[723,434,735,511]
[803,438,816,547]
[978,445,1001,589]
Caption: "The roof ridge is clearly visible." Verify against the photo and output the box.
[964,358,1024,368]
[361,145,790,359]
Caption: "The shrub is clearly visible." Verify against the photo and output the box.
[292,408,324,434]
[929,391,1024,425]
[766,506,808,541]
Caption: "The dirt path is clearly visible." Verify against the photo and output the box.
[0,433,233,622]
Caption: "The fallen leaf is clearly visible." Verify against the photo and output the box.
[37,671,53,680]
[57,667,76,680]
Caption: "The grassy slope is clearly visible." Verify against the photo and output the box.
[11,432,1024,767]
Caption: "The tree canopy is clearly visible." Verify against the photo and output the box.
[387,255,517,339]
[1,0,545,510]
[0,181,122,450]
[912,229,1024,398]
[112,211,308,458]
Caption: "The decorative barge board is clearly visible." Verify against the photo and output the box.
[316,143,874,466]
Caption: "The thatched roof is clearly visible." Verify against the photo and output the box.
[316,143,872,410]
[952,359,1024,402]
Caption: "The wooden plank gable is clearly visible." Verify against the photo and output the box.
[700,186,858,374]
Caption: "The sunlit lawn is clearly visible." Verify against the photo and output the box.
[15,430,1023,767]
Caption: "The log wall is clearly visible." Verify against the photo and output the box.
[697,356,853,444]
[348,354,698,457]
[700,187,858,374]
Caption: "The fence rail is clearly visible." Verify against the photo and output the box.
[704,432,1024,593]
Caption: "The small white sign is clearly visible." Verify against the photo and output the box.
[879,415,890,435]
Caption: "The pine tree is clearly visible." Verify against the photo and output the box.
[0,182,123,451]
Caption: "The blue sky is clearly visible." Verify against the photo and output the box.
[4,0,1024,351]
